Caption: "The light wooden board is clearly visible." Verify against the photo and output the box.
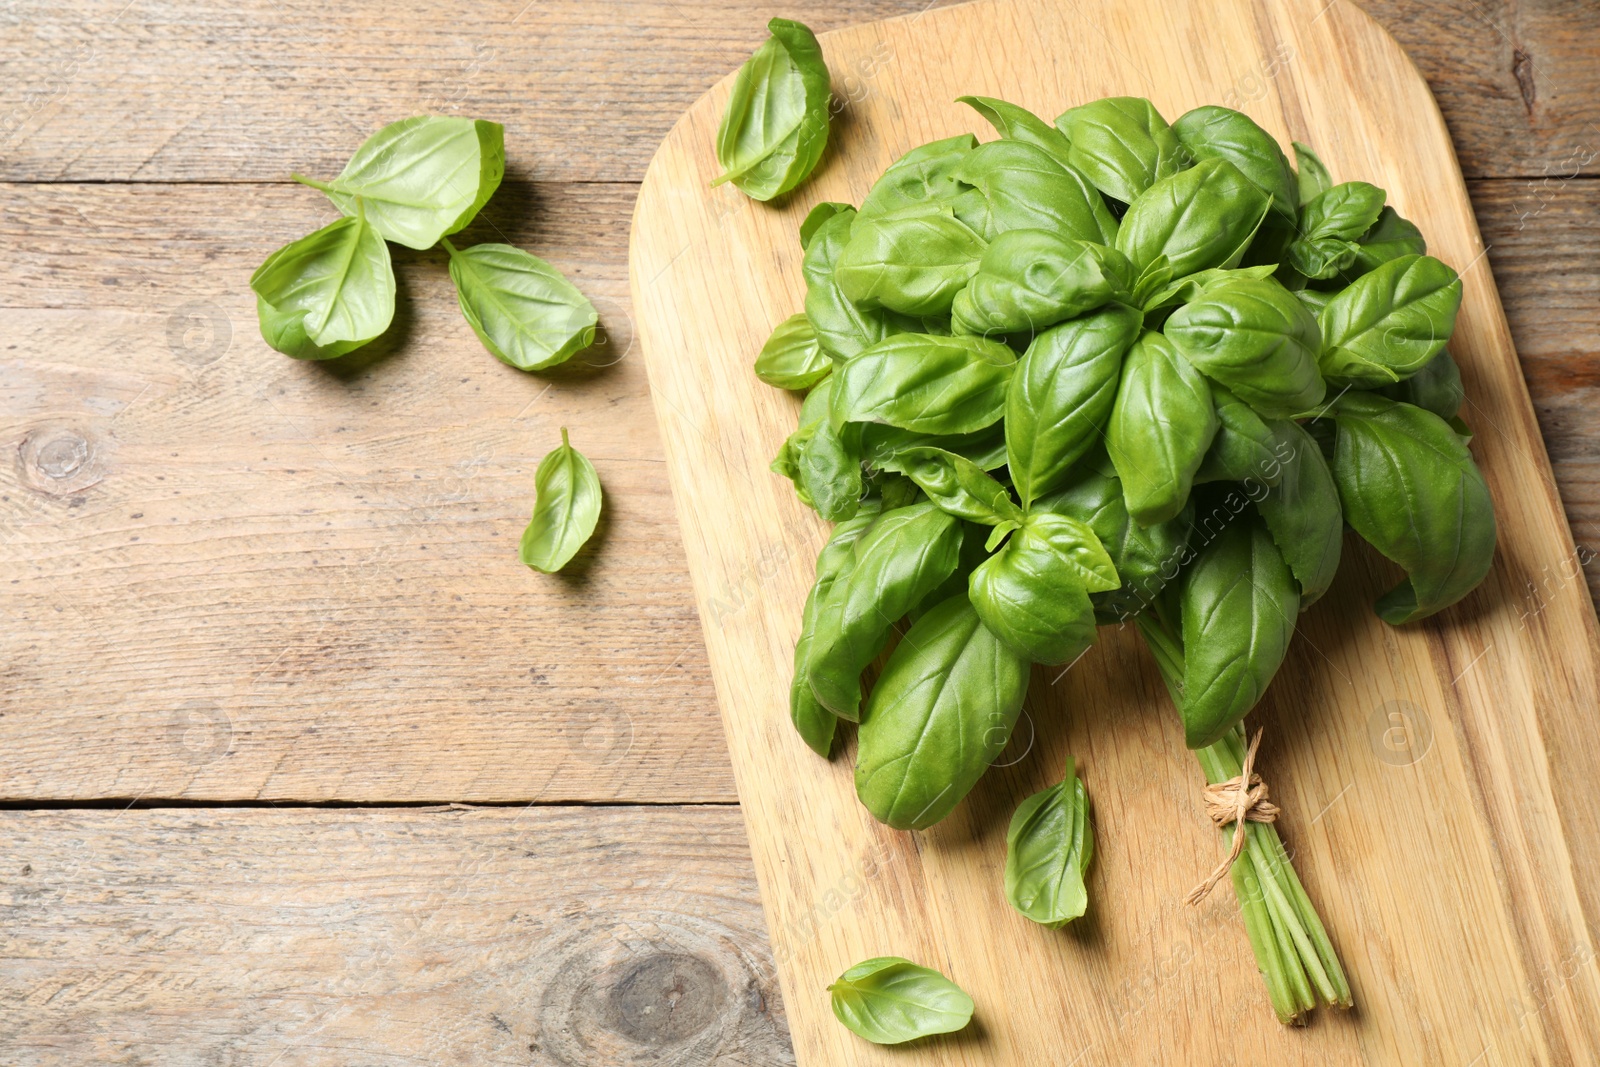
[630,0,1600,1061]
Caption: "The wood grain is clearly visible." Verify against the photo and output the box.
[631,0,1600,1062]
[0,805,792,1066]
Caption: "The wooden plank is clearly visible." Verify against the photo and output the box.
[0,0,1595,184]
[0,805,795,1065]
[630,0,1600,1062]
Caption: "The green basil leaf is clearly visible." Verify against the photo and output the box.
[1117,158,1271,280]
[1172,105,1297,222]
[712,18,831,201]
[251,210,395,358]
[771,377,836,505]
[969,512,1112,664]
[754,312,829,389]
[858,134,981,224]
[1292,141,1333,205]
[798,416,863,523]
[1255,419,1343,606]
[1317,253,1462,386]
[1005,757,1094,927]
[855,594,1030,828]
[951,138,1119,243]
[1141,263,1280,315]
[958,94,1074,165]
[831,333,1017,435]
[802,207,919,360]
[1285,235,1362,280]
[828,957,974,1045]
[1329,392,1496,623]
[806,503,963,719]
[1194,382,1283,485]
[519,428,602,573]
[790,508,881,756]
[897,447,1023,525]
[1007,302,1142,506]
[1293,287,1334,318]
[861,423,1008,473]
[1163,276,1326,418]
[800,201,853,250]
[1107,331,1218,525]
[1352,206,1426,275]
[951,231,1133,337]
[1056,96,1186,204]
[298,116,505,250]
[445,241,597,371]
[1376,347,1464,420]
[1300,181,1387,241]
[835,212,988,316]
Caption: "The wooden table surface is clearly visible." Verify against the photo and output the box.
[1,1,1596,1062]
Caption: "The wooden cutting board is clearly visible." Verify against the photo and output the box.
[628,0,1600,1061]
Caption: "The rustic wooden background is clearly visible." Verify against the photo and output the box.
[0,1,1596,1063]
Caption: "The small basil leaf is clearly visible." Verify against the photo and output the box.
[1116,158,1271,279]
[1163,276,1326,418]
[1195,382,1283,485]
[1328,392,1496,623]
[897,447,1023,525]
[958,94,1074,165]
[1292,141,1333,205]
[858,134,980,224]
[298,116,504,251]
[1285,235,1362,280]
[798,416,863,523]
[1317,253,1462,386]
[519,428,602,573]
[1300,181,1387,241]
[1172,105,1297,222]
[754,312,829,389]
[799,201,852,250]
[970,513,1114,664]
[1255,419,1343,606]
[861,423,1008,473]
[855,594,1030,828]
[1055,96,1186,204]
[951,231,1133,337]
[1376,347,1464,420]
[1107,331,1219,525]
[790,508,881,756]
[1005,757,1094,927]
[251,210,395,358]
[951,139,1119,243]
[828,957,975,1045]
[771,377,837,506]
[831,333,1016,435]
[1006,302,1142,506]
[802,207,920,360]
[835,212,988,316]
[713,18,831,201]
[1142,263,1280,315]
[1352,206,1426,275]
[445,241,597,371]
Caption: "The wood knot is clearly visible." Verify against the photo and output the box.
[605,952,726,1045]
[18,424,103,496]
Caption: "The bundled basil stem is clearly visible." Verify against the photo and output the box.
[756,94,1498,1024]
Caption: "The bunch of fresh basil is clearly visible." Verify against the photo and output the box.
[252,115,598,371]
[757,94,1496,1032]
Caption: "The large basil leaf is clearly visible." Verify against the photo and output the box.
[855,594,1030,828]
[1293,141,1333,205]
[969,512,1113,664]
[828,957,974,1045]
[1318,253,1462,386]
[445,242,597,371]
[1194,382,1282,485]
[1256,419,1343,605]
[712,18,831,201]
[951,230,1132,337]
[790,508,881,756]
[805,503,963,719]
[896,447,1022,526]
[802,207,918,360]
[251,211,395,359]
[1377,347,1464,419]
[519,428,603,573]
[1007,303,1142,506]
[1163,276,1325,418]
[958,95,1074,165]
[862,423,1008,473]
[754,312,829,389]
[1116,158,1270,280]
[1004,757,1094,927]
[858,134,982,224]
[1055,96,1186,204]
[1285,181,1387,280]
[951,139,1119,243]
[1329,392,1496,623]
[296,116,505,250]
[835,212,988,316]
[1172,105,1297,222]
[1352,206,1426,275]
[1107,331,1219,525]
[831,334,1016,435]
[1178,517,1300,748]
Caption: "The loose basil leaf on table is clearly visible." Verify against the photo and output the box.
[802,206,920,360]
[1286,181,1387,280]
[1328,392,1496,623]
[790,506,882,756]
[951,230,1133,337]
[958,94,1074,165]
[754,312,829,389]
[951,138,1119,243]
[1194,382,1284,486]
[1055,95,1186,204]
[1376,347,1464,420]
[1352,206,1426,274]
[857,134,986,226]
[713,18,831,201]
[968,512,1115,664]
[519,428,602,574]
[896,447,1023,526]
[1005,756,1095,928]
[1172,104,1298,223]
[805,503,963,720]
[1006,302,1142,507]
[799,201,853,250]
[830,333,1017,435]
[1317,253,1462,386]
[1163,275,1326,418]
[835,212,988,317]
[293,116,505,251]
[856,593,1030,829]
[1116,158,1271,280]
[251,209,396,360]
[1107,331,1219,526]
[828,957,975,1045]
[1255,419,1343,606]
[1293,141,1334,205]
[444,241,597,371]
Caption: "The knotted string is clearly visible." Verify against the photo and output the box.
[1185,728,1279,906]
